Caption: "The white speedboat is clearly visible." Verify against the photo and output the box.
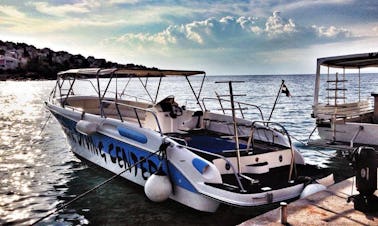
[46,68,332,212]
[309,52,378,150]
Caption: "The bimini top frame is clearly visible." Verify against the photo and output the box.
[57,68,205,78]
[313,52,378,106]
[52,68,207,111]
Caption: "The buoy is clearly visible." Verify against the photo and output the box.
[300,183,326,198]
[76,120,98,135]
[144,167,172,202]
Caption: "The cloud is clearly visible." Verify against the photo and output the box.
[107,16,261,49]
[275,0,353,12]
[312,25,351,38]
[265,11,296,37]
[105,12,352,51]
[108,0,139,4]
[0,5,26,18]
[29,1,91,16]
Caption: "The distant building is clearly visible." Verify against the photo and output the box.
[0,55,19,70]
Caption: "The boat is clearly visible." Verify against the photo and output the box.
[309,52,378,150]
[46,68,332,212]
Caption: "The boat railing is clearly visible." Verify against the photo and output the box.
[177,144,246,192]
[313,100,372,119]
[61,104,85,113]
[105,91,153,103]
[121,93,152,103]
[49,78,98,105]
[101,100,164,136]
[248,120,296,181]
[201,97,264,121]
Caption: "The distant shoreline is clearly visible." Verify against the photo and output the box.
[0,73,55,81]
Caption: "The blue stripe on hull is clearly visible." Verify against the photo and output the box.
[52,112,197,193]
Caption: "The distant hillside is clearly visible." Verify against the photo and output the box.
[0,40,148,80]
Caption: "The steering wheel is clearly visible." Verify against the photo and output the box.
[170,105,183,118]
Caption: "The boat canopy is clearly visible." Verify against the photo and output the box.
[318,52,378,69]
[57,68,205,78]
[313,52,378,106]
[54,67,207,109]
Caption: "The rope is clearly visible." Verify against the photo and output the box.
[38,113,52,137]
[289,134,307,146]
[31,148,163,225]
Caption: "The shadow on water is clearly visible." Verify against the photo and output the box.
[295,142,354,183]
[48,161,271,226]
[323,150,354,183]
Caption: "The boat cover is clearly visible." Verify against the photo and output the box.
[318,52,378,69]
[57,68,205,78]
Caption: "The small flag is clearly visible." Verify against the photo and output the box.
[281,83,291,97]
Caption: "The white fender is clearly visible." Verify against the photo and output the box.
[144,173,172,202]
[76,120,98,135]
[315,174,334,187]
[300,183,327,199]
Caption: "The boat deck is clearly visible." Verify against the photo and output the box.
[167,128,288,158]
[167,129,331,194]
[208,164,331,194]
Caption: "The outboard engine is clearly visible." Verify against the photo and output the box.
[348,146,378,212]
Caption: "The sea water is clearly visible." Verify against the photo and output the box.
[1,73,374,225]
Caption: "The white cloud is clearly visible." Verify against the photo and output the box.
[105,12,352,51]
[265,11,296,38]
[108,0,139,4]
[30,2,90,16]
[0,5,26,18]
[275,0,353,12]
[96,11,364,74]
[312,25,351,38]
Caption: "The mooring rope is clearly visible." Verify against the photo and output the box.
[38,113,52,137]
[31,148,163,225]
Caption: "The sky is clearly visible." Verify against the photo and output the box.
[0,0,377,75]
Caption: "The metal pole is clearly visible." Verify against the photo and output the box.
[215,91,226,114]
[335,72,338,106]
[96,69,103,117]
[327,67,330,105]
[138,77,154,103]
[197,73,206,100]
[343,68,346,104]
[154,76,162,104]
[120,77,132,97]
[358,67,361,102]
[268,80,284,121]
[280,202,288,224]
[229,81,242,174]
[186,76,204,111]
[314,60,321,107]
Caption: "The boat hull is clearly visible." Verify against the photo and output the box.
[317,121,378,146]
[47,102,327,212]
[48,105,220,212]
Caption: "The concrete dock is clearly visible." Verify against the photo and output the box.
[240,177,378,226]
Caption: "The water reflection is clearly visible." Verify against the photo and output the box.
[0,81,77,225]
[50,164,269,225]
